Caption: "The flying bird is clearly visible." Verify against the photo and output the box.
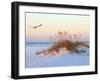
[30,24,43,29]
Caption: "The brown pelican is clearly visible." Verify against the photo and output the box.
[30,24,43,29]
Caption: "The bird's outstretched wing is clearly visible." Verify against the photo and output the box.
[30,24,43,29]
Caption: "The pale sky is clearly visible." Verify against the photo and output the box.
[26,12,90,42]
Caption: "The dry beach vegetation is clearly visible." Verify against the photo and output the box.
[36,31,89,56]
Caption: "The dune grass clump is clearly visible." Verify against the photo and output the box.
[36,31,89,56]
